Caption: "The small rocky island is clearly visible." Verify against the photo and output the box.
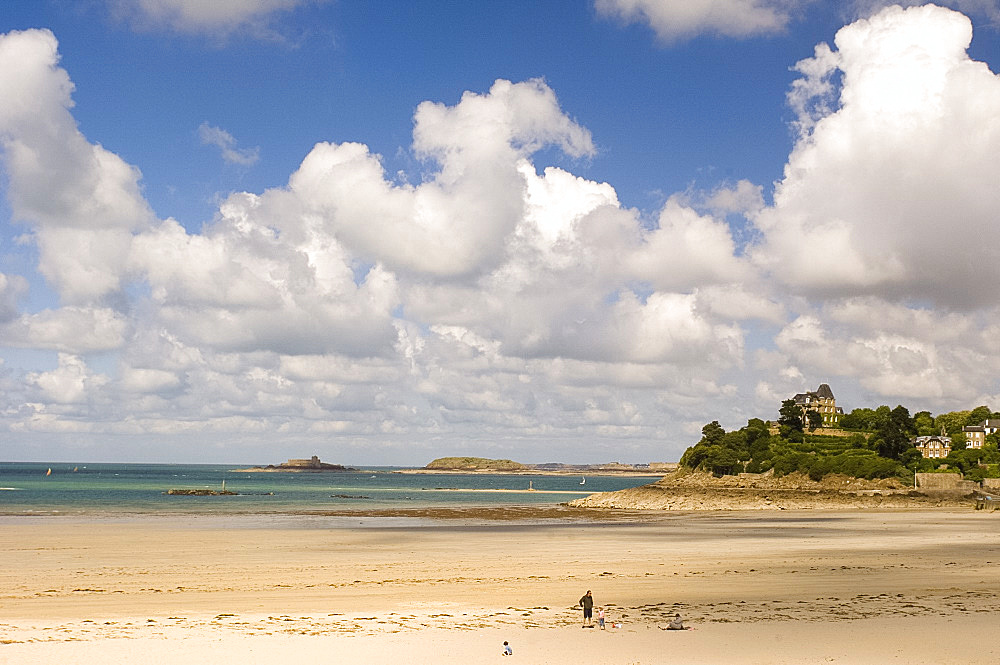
[234,456,356,473]
[414,456,673,475]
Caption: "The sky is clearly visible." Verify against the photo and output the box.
[2,1,1000,465]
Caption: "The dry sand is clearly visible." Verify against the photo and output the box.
[2,508,1000,664]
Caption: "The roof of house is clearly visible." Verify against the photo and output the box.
[792,384,836,405]
[913,435,951,445]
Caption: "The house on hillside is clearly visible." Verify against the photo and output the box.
[912,434,951,459]
[961,419,1000,450]
[792,383,843,428]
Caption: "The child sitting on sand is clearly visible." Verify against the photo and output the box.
[502,641,512,656]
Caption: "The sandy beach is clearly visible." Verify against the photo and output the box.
[3,508,1000,664]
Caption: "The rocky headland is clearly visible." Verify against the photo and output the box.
[568,468,980,510]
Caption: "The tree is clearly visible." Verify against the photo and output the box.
[806,410,823,431]
[913,411,936,436]
[847,433,868,449]
[840,408,877,430]
[778,399,803,435]
[744,418,770,446]
[951,431,967,451]
[935,410,971,436]
[840,406,892,431]
[701,421,726,445]
[721,430,749,460]
[874,405,892,430]
[967,406,992,426]
[900,447,923,467]
[705,446,739,476]
[875,405,915,460]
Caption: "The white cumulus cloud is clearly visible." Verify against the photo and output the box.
[752,4,1000,311]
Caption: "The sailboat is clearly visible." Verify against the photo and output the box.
[46,468,51,476]
[580,476,586,485]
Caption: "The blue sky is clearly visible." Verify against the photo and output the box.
[2,1,1000,464]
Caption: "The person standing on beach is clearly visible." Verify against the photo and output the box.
[597,607,605,629]
[580,590,594,627]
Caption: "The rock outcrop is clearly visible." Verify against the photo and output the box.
[568,469,976,510]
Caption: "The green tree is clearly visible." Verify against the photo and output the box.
[806,410,823,431]
[967,406,992,426]
[745,418,770,445]
[721,430,749,460]
[951,430,967,451]
[840,407,877,430]
[701,421,726,445]
[705,446,739,476]
[935,410,971,436]
[874,405,892,430]
[847,433,868,449]
[913,411,936,436]
[875,405,914,460]
[778,399,803,435]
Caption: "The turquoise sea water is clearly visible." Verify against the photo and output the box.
[0,462,655,517]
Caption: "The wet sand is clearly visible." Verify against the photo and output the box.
[2,509,999,663]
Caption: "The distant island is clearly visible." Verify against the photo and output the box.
[425,457,528,471]
[233,456,356,473]
[410,456,674,475]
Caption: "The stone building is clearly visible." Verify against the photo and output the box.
[962,419,1000,450]
[912,434,951,459]
[792,383,843,428]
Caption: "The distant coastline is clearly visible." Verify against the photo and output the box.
[401,456,675,477]
[395,467,667,477]
[231,455,675,476]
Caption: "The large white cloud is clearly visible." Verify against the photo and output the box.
[289,79,595,278]
[25,354,110,405]
[0,29,153,305]
[752,4,1000,310]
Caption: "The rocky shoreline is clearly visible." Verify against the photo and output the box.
[568,469,980,510]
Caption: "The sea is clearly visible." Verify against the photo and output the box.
[0,462,655,520]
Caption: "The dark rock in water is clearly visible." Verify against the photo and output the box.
[165,489,237,496]
[331,494,371,499]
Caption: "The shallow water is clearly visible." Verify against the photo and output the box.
[0,462,655,516]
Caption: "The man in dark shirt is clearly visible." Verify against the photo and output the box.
[579,590,594,627]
